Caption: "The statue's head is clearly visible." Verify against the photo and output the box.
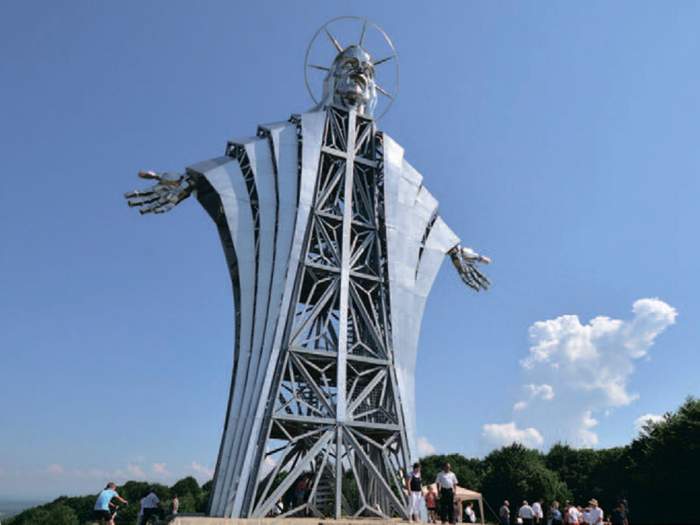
[321,45,377,116]
[306,18,397,119]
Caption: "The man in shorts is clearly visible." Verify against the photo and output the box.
[94,482,128,524]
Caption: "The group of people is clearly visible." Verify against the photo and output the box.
[405,462,478,524]
[498,498,630,525]
[92,482,180,525]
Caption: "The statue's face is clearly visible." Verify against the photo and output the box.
[329,46,376,114]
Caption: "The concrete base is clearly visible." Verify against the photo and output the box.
[170,518,405,525]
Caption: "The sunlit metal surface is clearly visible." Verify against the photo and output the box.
[125,17,490,520]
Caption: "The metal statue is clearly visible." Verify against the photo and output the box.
[125,16,490,520]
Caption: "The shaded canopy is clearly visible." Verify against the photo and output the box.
[423,484,483,502]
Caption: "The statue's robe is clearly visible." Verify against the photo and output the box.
[188,108,459,517]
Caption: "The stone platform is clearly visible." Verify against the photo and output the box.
[170,518,405,525]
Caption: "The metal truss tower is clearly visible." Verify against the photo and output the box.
[125,16,490,520]
[249,106,408,519]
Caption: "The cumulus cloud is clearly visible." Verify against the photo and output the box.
[125,463,146,479]
[482,422,544,449]
[417,436,437,456]
[634,413,664,433]
[152,463,170,476]
[484,299,676,450]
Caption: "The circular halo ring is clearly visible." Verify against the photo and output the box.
[304,16,399,120]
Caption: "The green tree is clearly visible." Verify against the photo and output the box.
[545,444,599,504]
[624,397,700,524]
[198,479,213,512]
[481,444,570,508]
[8,503,78,525]
[419,453,483,490]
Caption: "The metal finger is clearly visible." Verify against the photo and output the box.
[138,170,160,181]
[128,195,160,208]
[153,203,175,214]
[124,189,155,199]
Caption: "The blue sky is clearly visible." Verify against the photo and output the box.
[1,1,699,500]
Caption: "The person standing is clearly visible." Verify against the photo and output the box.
[426,485,438,523]
[172,494,179,516]
[140,488,160,524]
[453,498,463,524]
[619,499,630,525]
[586,500,603,525]
[465,502,476,523]
[519,500,534,525]
[499,500,511,525]
[567,504,581,525]
[532,500,543,525]
[435,462,458,524]
[550,501,563,525]
[93,482,128,525]
[406,463,423,523]
[610,502,628,525]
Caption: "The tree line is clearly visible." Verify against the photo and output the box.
[6,476,210,525]
[8,397,698,525]
[419,397,699,525]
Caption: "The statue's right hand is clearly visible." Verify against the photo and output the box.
[124,170,192,214]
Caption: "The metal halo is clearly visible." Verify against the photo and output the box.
[304,16,400,120]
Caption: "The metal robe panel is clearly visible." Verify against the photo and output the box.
[193,157,258,517]
[239,112,325,517]
[230,121,302,517]
[216,135,278,516]
[381,133,459,461]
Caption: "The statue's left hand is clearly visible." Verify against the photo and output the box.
[449,245,491,292]
[124,171,193,214]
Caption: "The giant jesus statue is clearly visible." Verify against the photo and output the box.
[126,17,490,520]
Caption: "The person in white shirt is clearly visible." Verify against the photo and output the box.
[171,494,179,515]
[435,463,458,524]
[567,505,581,525]
[586,500,604,525]
[499,501,510,525]
[139,490,160,525]
[532,500,543,525]
[519,501,534,525]
[465,502,476,523]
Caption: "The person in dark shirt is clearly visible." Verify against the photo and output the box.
[406,462,423,522]
[611,502,628,525]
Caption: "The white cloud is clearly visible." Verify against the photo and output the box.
[525,384,555,401]
[417,436,437,456]
[513,401,528,412]
[482,422,544,449]
[634,413,664,433]
[513,384,555,412]
[485,299,676,450]
[152,463,169,476]
[126,463,146,479]
[190,461,214,481]
[47,464,64,476]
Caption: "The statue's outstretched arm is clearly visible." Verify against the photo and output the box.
[448,245,491,292]
[124,170,194,214]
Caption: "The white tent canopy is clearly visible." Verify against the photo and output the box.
[422,484,485,525]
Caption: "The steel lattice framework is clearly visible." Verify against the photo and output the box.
[173,105,463,519]
[248,106,408,519]
[125,17,491,520]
